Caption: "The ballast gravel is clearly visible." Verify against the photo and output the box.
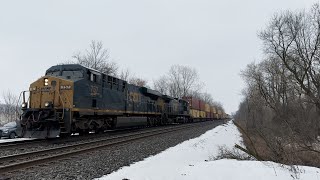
[4,121,225,180]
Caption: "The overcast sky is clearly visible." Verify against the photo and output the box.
[0,0,317,113]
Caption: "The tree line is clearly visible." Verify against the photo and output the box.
[234,3,320,168]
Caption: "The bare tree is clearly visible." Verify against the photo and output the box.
[153,65,202,98]
[117,68,148,87]
[118,68,132,82]
[259,5,320,111]
[168,65,201,98]
[201,92,214,105]
[153,76,169,94]
[0,91,19,125]
[129,77,148,87]
[72,40,119,76]
[212,101,224,112]
[188,90,202,100]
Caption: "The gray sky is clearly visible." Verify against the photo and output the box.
[0,0,317,113]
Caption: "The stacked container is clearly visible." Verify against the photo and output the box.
[210,106,216,119]
[205,103,210,118]
[183,96,200,119]
[199,100,205,111]
[217,110,222,119]
[183,97,200,110]
[199,100,205,119]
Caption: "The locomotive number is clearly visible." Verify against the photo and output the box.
[60,85,72,90]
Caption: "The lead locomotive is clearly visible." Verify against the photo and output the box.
[17,64,191,138]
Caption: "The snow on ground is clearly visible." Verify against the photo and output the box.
[96,121,320,180]
[0,138,36,143]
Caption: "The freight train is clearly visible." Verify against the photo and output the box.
[17,64,228,139]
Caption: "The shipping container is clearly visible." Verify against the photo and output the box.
[190,109,195,118]
[190,109,194,118]
[191,109,200,118]
[210,106,217,114]
[183,96,200,110]
[205,103,210,112]
[206,112,211,118]
[199,111,206,118]
[199,100,205,111]
[193,98,200,110]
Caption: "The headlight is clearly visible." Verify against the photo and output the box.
[45,102,50,107]
[3,129,9,133]
[22,103,27,108]
[44,78,49,86]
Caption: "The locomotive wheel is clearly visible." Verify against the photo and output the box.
[79,130,89,136]
[95,128,104,134]
[59,133,71,138]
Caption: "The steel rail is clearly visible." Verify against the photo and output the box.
[0,121,212,174]
[0,123,183,150]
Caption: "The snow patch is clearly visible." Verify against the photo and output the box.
[0,138,36,143]
[96,121,320,180]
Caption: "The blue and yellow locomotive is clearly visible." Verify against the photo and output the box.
[17,64,190,138]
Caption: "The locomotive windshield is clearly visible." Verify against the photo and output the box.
[46,70,84,79]
[62,71,83,79]
[46,70,60,76]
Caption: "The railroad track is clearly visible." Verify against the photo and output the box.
[0,125,172,154]
[0,123,185,151]
[0,121,211,174]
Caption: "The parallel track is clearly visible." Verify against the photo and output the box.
[0,121,217,174]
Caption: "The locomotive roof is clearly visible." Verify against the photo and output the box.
[46,64,114,77]
[46,64,130,83]
[46,64,184,102]
[46,64,92,73]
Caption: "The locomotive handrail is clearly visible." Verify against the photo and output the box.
[62,92,72,109]
[58,91,65,120]
[59,91,73,126]
[16,90,29,121]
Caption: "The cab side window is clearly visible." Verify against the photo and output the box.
[90,73,97,82]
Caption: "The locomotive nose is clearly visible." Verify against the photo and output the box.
[28,76,74,109]
[19,75,75,138]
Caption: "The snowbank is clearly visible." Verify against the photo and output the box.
[96,121,320,180]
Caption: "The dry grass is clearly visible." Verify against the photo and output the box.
[239,127,320,168]
[210,145,254,161]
